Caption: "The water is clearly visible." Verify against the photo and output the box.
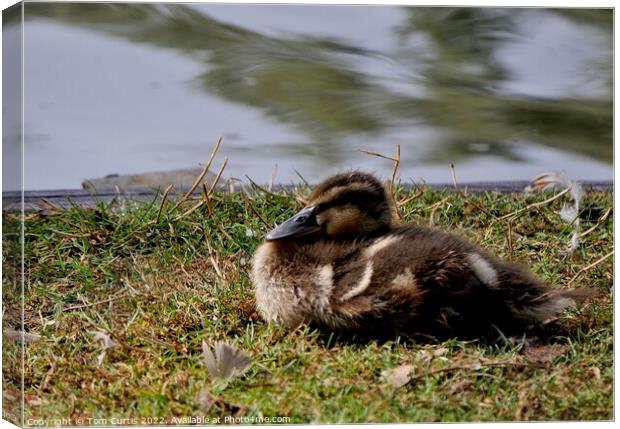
[2,4,613,191]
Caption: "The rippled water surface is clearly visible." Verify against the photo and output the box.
[2,4,613,190]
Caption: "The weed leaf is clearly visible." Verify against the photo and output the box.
[382,364,415,388]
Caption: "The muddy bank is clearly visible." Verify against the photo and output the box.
[82,168,218,191]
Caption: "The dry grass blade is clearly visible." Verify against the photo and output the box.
[360,145,402,219]
[207,156,229,196]
[406,360,542,385]
[497,188,570,221]
[4,330,41,343]
[201,183,214,216]
[507,220,514,260]
[175,200,205,220]
[293,169,310,187]
[140,334,182,352]
[199,388,246,414]
[567,251,614,286]
[289,184,309,206]
[155,184,174,223]
[450,163,462,194]
[245,175,282,198]
[397,187,426,207]
[202,341,251,381]
[579,207,612,238]
[40,197,62,212]
[204,238,225,281]
[449,163,496,220]
[172,136,222,211]
[240,189,270,228]
[390,145,402,219]
[390,144,401,195]
[269,164,278,192]
[428,196,450,226]
[62,291,129,312]
[48,229,89,238]
[358,148,399,162]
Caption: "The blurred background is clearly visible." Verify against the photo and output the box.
[2,3,613,191]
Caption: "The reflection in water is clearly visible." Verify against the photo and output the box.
[8,3,613,189]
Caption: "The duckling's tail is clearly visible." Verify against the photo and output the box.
[517,288,599,323]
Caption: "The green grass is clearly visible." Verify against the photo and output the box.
[2,184,613,423]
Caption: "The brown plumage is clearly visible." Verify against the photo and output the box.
[251,171,595,340]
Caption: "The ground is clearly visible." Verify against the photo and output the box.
[2,183,613,423]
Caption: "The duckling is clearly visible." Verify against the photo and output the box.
[251,171,594,340]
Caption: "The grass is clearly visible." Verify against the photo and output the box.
[2,183,613,424]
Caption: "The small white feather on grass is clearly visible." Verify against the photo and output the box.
[525,172,583,254]
[90,331,119,366]
[202,341,251,381]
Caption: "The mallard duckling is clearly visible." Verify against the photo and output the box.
[251,172,594,339]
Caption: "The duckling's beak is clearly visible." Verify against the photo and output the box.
[266,206,321,241]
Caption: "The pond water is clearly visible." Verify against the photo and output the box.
[2,3,613,191]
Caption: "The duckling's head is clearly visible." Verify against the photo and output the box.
[266,171,392,241]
